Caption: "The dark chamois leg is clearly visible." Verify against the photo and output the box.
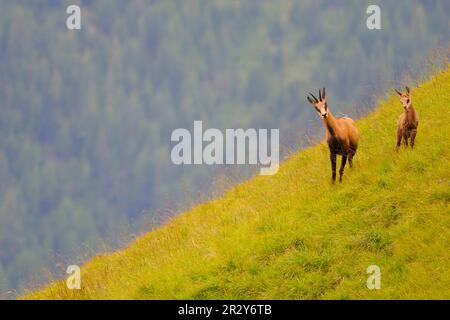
[396,128,402,151]
[410,129,417,148]
[330,153,337,184]
[348,146,356,168]
[403,132,408,147]
[339,155,347,183]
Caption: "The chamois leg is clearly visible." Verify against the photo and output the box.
[330,153,337,184]
[410,129,417,148]
[396,129,402,151]
[339,155,347,183]
[348,148,356,168]
[403,133,408,147]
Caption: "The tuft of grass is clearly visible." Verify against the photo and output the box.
[24,67,450,300]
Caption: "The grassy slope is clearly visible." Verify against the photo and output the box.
[26,68,450,300]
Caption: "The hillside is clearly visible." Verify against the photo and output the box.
[26,67,450,299]
[2,1,450,292]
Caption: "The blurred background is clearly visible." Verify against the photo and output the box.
[0,0,449,295]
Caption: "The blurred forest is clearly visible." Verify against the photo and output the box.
[0,0,449,294]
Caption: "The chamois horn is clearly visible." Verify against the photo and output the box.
[309,92,319,103]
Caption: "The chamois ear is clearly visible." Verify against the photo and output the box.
[307,96,315,105]
[405,86,410,94]
[394,89,402,96]
[322,87,326,99]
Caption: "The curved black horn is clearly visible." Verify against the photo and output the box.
[322,87,326,99]
[405,86,410,93]
[319,89,322,101]
[309,92,318,103]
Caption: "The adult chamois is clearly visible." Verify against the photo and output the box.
[307,88,359,183]
[395,86,419,150]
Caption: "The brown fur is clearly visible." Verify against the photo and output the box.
[307,88,359,183]
[395,87,419,150]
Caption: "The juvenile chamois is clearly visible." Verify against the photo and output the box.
[395,86,419,150]
[307,88,359,183]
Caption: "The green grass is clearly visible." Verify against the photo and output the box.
[25,67,450,299]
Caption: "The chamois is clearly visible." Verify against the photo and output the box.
[307,88,359,183]
[395,86,419,150]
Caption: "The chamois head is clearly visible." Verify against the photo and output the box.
[307,88,328,118]
[394,86,412,110]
